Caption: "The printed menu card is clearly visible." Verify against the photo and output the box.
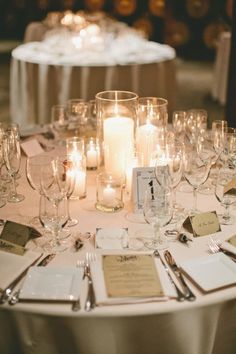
[102,254,164,298]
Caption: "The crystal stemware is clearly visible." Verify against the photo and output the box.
[39,194,69,253]
[143,187,173,250]
[184,144,211,214]
[215,167,236,225]
[3,129,24,203]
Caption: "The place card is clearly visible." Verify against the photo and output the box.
[224,177,236,195]
[183,211,221,237]
[132,167,158,213]
[20,138,44,157]
[0,239,25,255]
[227,234,236,247]
[0,221,41,247]
[102,254,164,298]
[95,228,129,249]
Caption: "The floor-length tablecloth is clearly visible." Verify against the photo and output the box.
[0,151,236,354]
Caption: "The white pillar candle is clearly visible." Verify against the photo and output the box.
[72,170,86,198]
[102,184,116,206]
[136,122,159,166]
[87,148,98,169]
[103,117,134,178]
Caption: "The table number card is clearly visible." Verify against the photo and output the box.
[102,254,164,298]
[132,167,158,213]
[183,211,221,237]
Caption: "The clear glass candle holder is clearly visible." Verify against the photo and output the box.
[86,137,100,170]
[95,172,124,213]
[96,90,138,179]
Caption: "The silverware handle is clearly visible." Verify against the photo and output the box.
[85,278,96,312]
[178,273,196,301]
[72,298,81,311]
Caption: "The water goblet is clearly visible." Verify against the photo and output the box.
[143,187,173,250]
[51,104,69,145]
[39,195,69,253]
[184,144,212,214]
[215,167,236,225]
[26,154,54,226]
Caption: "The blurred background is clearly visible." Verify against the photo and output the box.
[0,0,232,124]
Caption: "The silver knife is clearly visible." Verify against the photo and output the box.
[0,252,43,304]
[153,250,185,302]
[8,253,55,305]
[164,250,196,301]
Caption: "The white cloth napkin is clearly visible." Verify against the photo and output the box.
[0,250,42,291]
[90,253,176,306]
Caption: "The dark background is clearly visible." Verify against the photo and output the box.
[0,0,232,59]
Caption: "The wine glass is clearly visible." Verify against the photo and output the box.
[26,154,54,226]
[3,129,24,203]
[215,167,236,225]
[143,187,173,250]
[39,194,69,253]
[53,155,77,227]
[184,144,211,214]
[185,109,207,144]
[66,99,88,136]
[172,110,187,143]
[51,104,68,145]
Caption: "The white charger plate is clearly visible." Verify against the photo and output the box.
[19,267,83,301]
[180,253,236,292]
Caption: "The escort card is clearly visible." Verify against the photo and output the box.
[102,254,164,298]
[21,139,44,157]
[183,211,221,237]
[224,177,236,195]
[132,167,159,213]
[0,239,25,255]
[0,221,41,248]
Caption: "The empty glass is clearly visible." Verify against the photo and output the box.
[51,104,68,144]
[143,187,173,250]
[39,195,69,252]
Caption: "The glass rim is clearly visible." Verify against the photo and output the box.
[95,90,138,102]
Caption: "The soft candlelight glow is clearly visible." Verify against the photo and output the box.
[136,121,159,166]
[86,138,99,170]
[103,116,134,177]
[102,184,116,206]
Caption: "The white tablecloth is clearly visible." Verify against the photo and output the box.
[10,39,176,129]
[0,152,236,354]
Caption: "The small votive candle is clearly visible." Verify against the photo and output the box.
[86,138,100,170]
[95,172,124,212]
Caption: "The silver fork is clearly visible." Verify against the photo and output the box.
[84,252,96,312]
[208,237,236,262]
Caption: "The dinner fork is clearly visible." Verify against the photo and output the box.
[84,252,96,312]
[208,237,236,262]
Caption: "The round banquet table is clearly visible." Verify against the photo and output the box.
[10,35,176,129]
[0,149,236,354]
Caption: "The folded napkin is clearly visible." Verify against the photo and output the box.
[19,266,83,301]
[90,253,176,306]
[0,250,42,291]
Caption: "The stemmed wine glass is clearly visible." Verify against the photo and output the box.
[143,186,173,250]
[66,99,88,136]
[39,194,69,253]
[3,128,24,203]
[215,166,236,225]
[53,155,77,227]
[26,154,54,226]
[51,104,69,145]
[184,143,212,215]
[40,156,74,237]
